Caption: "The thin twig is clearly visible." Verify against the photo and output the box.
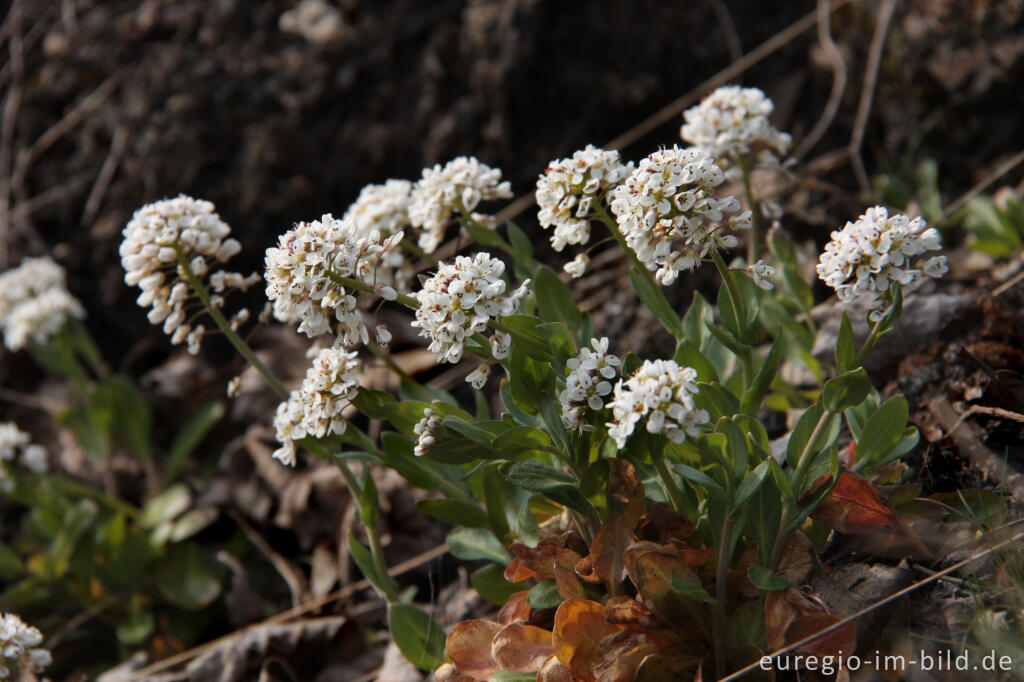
[992,268,1024,297]
[950,405,1024,436]
[706,0,743,65]
[848,0,896,194]
[82,125,129,227]
[940,149,1024,221]
[229,510,308,609]
[720,522,1024,681]
[795,0,848,159]
[0,0,25,268]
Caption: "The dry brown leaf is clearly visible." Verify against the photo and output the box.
[808,472,899,534]
[552,599,625,682]
[510,539,584,581]
[536,655,574,682]
[575,513,632,586]
[554,564,586,601]
[764,588,856,660]
[446,619,502,680]
[497,590,532,625]
[491,623,556,672]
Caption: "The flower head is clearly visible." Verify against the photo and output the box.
[563,253,589,279]
[343,179,416,291]
[272,346,361,466]
[607,359,710,447]
[414,408,443,457]
[265,213,404,343]
[0,422,48,492]
[122,195,259,351]
[466,364,491,389]
[560,337,621,429]
[681,85,791,166]
[0,257,84,351]
[0,612,51,679]
[816,206,947,321]
[610,145,750,285]
[409,157,512,253]
[536,146,634,251]
[747,259,776,290]
[411,253,528,364]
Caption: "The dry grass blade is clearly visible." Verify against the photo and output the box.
[940,148,1024,221]
[794,0,848,159]
[719,521,1024,681]
[848,0,896,193]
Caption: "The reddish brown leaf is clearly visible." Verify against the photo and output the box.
[434,662,478,682]
[552,599,625,682]
[491,622,555,672]
[680,547,715,568]
[765,588,856,660]
[498,590,531,624]
[447,619,503,680]
[811,472,899,534]
[777,532,815,586]
[504,556,537,583]
[726,542,760,598]
[592,631,660,682]
[537,655,575,682]
[554,564,586,601]
[575,513,633,586]
[624,541,705,622]
[510,539,584,580]
[609,459,646,526]
[635,503,695,544]
[604,595,660,630]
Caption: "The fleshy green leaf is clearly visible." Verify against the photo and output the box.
[387,602,446,670]
[629,266,683,339]
[822,368,872,412]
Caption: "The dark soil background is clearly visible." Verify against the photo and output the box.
[3,0,1024,679]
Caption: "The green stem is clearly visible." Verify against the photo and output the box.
[768,409,833,569]
[336,458,400,603]
[853,316,886,368]
[739,154,760,265]
[175,252,289,400]
[650,446,688,515]
[714,511,733,682]
[324,270,419,309]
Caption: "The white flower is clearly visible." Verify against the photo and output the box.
[414,408,443,456]
[0,257,84,351]
[0,423,46,480]
[747,259,776,290]
[229,308,250,331]
[816,206,948,321]
[409,157,513,253]
[536,145,634,251]
[186,325,205,355]
[607,359,710,447]
[226,376,243,398]
[560,337,621,429]
[0,612,51,678]
[264,213,405,341]
[411,253,529,364]
[375,325,392,349]
[0,423,30,461]
[610,145,749,285]
[21,445,47,474]
[681,85,791,166]
[343,179,416,291]
[490,332,511,360]
[271,347,362,466]
[466,364,491,389]
[563,253,589,279]
[122,195,258,351]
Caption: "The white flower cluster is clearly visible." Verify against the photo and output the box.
[265,213,404,344]
[559,337,621,429]
[747,259,776,290]
[607,359,710,448]
[0,612,51,679]
[0,422,48,493]
[409,157,513,253]
[343,179,416,292]
[272,346,361,466]
[412,253,528,364]
[413,408,442,457]
[121,195,260,353]
[610,145,750,285]
[536,146,634,251]
[816,206,947,321]
[0,257,84,351]
[681,85,791,168]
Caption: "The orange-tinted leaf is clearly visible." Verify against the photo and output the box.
[635,503,695,544]
[498,590,531,624]
[491,622,556,672]
[552,599,625,681]
[765,588,856,659]
[609,459,646,526]
[592,631,660,682]
[504,556,537,583]
[554,564,586,601]
[537,654,574,682]
[811,472,899,534]
[434,662,478,682]
[624,541,705,622]
[447,619,502,680]
[575,513,633,586]
[680,547,715,568]
[777,532,815,586]
[604,595,660,630]
[510,539,584,580]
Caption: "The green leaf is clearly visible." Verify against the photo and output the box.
[163,400,225,486]
[673,463,729,505]
[359,467,380,528]
[489,671,538,682]
[441,418,511,446]
[835,312,857,373]
[167,507,219,543]
[683,292,714,348]
[534,266,581,331]
[516,496,541,546]
[670,579,718,605]
[348,532,386,596]
[380,432,446,490]
[507,350,551,415]
[156,543,222,610]
[387,602,446,671]
[482,465,511,540]
[852,396,909,470]
[447,527,509,564]
[472,563,529,606]
[417,499,490,529]
[507,221,535,270]
[116,604,155,646]
[499,315,554,362]
[747,564,789,591]
[693,382,740,420]
[498,461,589,514]
[139,484,191,528]
[733,460,771,510]
[108,375,152,458]
[0,544,23,580]
[822,368,872,412]
[768,229,815,310]
[491,426,554,460]
[463,217,514,252]
[629,266,684,338]
[674,340,719,383]
[527,579,562,609]
[740,338,783,416]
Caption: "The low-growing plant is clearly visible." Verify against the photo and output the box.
[0,84,958,680]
